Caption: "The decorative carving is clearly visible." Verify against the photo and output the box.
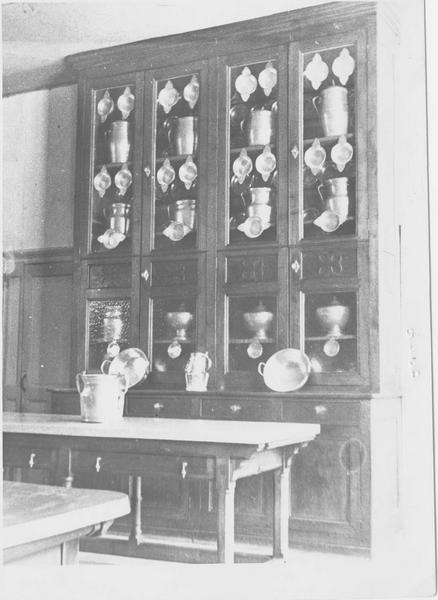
[153,261,197,286]
[317,253,344,276]
[227,255,277,284]
[89,264,131,289]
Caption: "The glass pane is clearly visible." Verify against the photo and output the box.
[228,60,278,244]
[88,298,131,370]
[228,296,276,372]
[301,45,357,238]
[91,85,136,253]
[304,292,357,373]
[154,74,200,250]
[150,297,196,387]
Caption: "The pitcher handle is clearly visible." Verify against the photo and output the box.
[240,117,247,135]
[257,362,266,376]
[311,95,321,114]
[317,183,325,204]
[163,116,176,145]
[101,359,112,374]
[75,372,85,394]
[205,353,213,372]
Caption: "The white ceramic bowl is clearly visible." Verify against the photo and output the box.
[258,348,311,392]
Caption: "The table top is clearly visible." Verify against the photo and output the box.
[2,481,130,549]
[3,412,320,450]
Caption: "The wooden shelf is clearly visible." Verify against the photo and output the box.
[303,133,353,147]
[230,144,276,155]
[156,154,197,164]
[230,338,275,344]
[305,334,355,341]
[95,161,133,170]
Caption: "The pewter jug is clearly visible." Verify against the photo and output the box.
[312,86,349,136]
[185,351,212,392]
[104,202,132,235]
[165,116,198,155]
[241,108,275,146]
[107,121,131,163]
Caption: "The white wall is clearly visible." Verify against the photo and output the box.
[2,84,77,251]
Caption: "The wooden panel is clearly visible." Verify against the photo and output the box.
[283,400,361,425]
[127,396,194,418]
[22,263,74,411]
[88,263,131,289]
[3,272,22,411]
[3,446,56,470]
[226,254,278,284]
[151,259,198,287]
[201,398,281,421]
[301,247,357,280]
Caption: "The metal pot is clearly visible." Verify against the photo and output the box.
[104,203,132,235]
[241,108,275,146]
[165,116,198,155]
[165,308,193,341]
[312,86,349,136]
[316,297,351,337]
[107,121,131,163]
[171,199,196,231]
[248,187,272,205]
[243,301,274,341]
[76,372,127,423]
[102,307,124,342]
[257,348,311,392]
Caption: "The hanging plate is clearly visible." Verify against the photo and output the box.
[232,148,253,184]
[235,67,257,102]
[178,155,198,190]
[97,90,114,123]
[117,87,135,120]
[330,135,354,172]
[332,48,355,85]
[258,61,277,97]
[158,80,181,114]
[255,145,277,182]
[183,75,200,110]
[93,165,111,198]
[304,53,329,90]
[304,138,326,175]
[157,158,176,192]
[114,163,133,196]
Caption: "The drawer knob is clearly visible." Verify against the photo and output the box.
[28,452,36,468]
[314,404,327,416]
[95,457,102,472]
[181,461,188,479]
[153,402,164,414]
[230,404,242,414]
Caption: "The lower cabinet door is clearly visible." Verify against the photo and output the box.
[289,425,370,552]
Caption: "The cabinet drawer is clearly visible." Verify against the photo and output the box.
[201,398,281,421]
[127,396,194,418]
[283,400,360,425]
[3,446,56,470]
[71,451,213,480]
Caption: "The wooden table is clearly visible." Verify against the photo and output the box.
[3,481,130,565]
[3,412,320,563]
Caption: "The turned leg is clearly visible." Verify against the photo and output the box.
[273,456,292,559]
[129,475,142,545]
[216,457,236,564]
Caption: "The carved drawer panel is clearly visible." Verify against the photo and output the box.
[301,248,357,280]
[89,263,131,289]
[226,254,278,284]
[151,259,198,287]
[283,400,360,425]
[201,398,281,421]
[127,396,194,418]
[3,446,56,470]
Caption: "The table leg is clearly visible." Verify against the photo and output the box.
[216,457,236,564]
[129,475,142,546]
[273,459,292,559]
[61,538,79,565]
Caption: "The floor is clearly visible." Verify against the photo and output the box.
[75,541,436,600]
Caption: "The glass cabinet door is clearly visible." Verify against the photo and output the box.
[142,61,208,254]
[139,255,205,390]
[217,48,288,248]
[290,33,366,242]
[86,74,142,256]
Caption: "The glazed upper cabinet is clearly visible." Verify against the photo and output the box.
[71,3,389,397]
